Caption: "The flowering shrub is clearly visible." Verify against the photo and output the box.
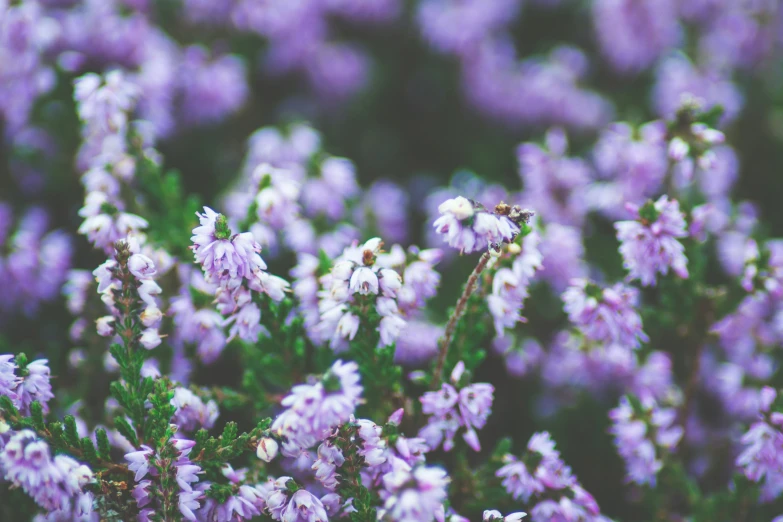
[2,1,783,521]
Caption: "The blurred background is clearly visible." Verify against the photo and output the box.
[2,0,783,519]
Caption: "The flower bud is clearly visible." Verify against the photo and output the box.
[128,253,157,279]
[96,316,115,337]
[256,437,279,462]
[141,306,163,327]
[139,328,162,350]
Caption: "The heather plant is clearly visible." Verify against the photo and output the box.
[3,1,783,522]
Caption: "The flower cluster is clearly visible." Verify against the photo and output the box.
[1,430,95,519]
[419,362,494,452]
[316,238,406,350]
[0,355,54,415]
[433,197,533,254]
[272,360,363,448]
[609,395,683,486]
[94,237,163,350]
[191,206,289,343]
[615,195,689,286]
[496,432,605,521]
[563,279,648,349]
[0,206,73,317]
[736,387,783,502]
[488,230,543,337]
[126,438,203,521]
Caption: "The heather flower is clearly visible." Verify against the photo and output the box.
[179,46,248,126]
[433,197,528,254]
[497,432,603,521]
[170,387,219,432]
[484,511,527,521]
[381,463,449,522]
[317,237,407,350]
[272,360,363,445]
[518,129,591,227]
[16,359,54,415]
[419,362,494,452]
[609,395,683,486]
[312,441,345,490]
[593,0,679,74]
[589,121,668,215]
[488,231,543,336]
[538,224,586,292]
[563,280,648,349]
[1,430,94,513]
[615,196,689,286]
[191,206,267,288]
[736,387,783,502]
[257,437,279,462]
[78,192,148,252]
[252,165,303,228]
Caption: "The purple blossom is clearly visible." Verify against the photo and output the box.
[179,46,248,126]
[517,129,592,227]
[433,197,521,254]
[191,206,267,289]
[609,395,683,486]
[16,359,55,415]
[171,387,219,432]
[419,362,494,452]
[736,387,783,502]
[272,360,363,445]
[381,463,449,522]
[592,0,680,74]
[538,225,586,292]
[497,432,604,521]
[616,196,689,286]
[78,192,148,252]
[1,430,94,513]
[488,231,543,336]
[563,280,648,349]
[312,441,345,490]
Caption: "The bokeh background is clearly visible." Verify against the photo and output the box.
[2,1,783,520]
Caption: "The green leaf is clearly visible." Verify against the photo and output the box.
[96,428,112,460]
[80,437,99,464]
[220,422,238,447]
[63,415,80,448]
[114,417,139,448]
[29,401,45,431]
[0,395,19,418]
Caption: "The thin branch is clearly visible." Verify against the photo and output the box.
[432,252,491,388]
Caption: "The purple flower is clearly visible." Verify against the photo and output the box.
[191,207,267,288]
[518,129,591,227]
[433,197,522,254]
[488,231,542,337]
[609,395,683,486]
[312,441,345,490]
[78,192,148,252]
[0,355,21,405]
[616,196,689,286]
[272,360,363,445]
[1,430,94,513]
[419,362,494,452]
[171,387,219,432]
[16,359,54,415]
[381,463,450,522]
[394,320,442,366]
[179,46,248,126]
[563,280,648,349]
[593,0,679,74]
[497,432,604,521]
[736,387,783,502]
[281,489,329,522]
[538,225,586,292]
